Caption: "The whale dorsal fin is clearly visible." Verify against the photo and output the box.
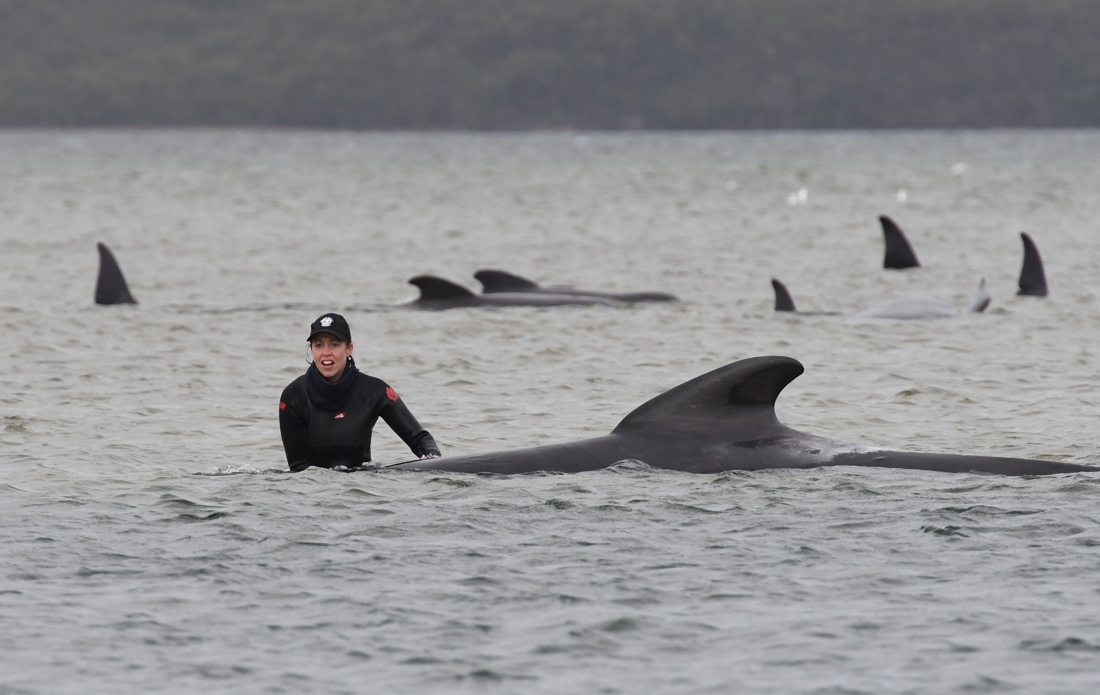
[409,275,478,303]
[771,279,797,312]
[95,243,137,305]
[968,278,991,313]
[1017,233,1048,297]
[880,215,920,269]
[613,356,804,435]
[474,269,540,293]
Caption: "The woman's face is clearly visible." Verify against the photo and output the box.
[310,334,353,382]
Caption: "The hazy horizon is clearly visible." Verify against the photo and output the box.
[3,0,1099,130]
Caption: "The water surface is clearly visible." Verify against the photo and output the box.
[2,130,1100,693]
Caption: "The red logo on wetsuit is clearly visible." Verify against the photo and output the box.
[279,402,286,410]
[386,387,399,401]
[335,412,346,419]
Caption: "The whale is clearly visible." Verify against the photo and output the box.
[770,279,841,316]
[407,275,621,309]
[94,243,137,305]
[474,269,679,303]
[388,356,1094,476]
[1017,232,1048,297]
[771,278,990,319]
[881,216,920,269]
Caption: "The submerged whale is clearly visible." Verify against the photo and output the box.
[880,216,920,270]
[770,279,841,316]
[771,279,990,319]
[407,275,620,309]
[95,243,137,305]
[391,356,1093,476]
[1017,232,1048,297]
[474,269,679,303]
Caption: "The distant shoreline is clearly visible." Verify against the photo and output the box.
[4,0,1099,129]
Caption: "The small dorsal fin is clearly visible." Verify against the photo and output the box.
[880,215,920,269]
[968,278,991,313]
[408,275,478,304]
[1017,232,1048,297]
[613,356,803,435]
[771,279,797,312]
[474,269,541,293]
[95,243,137,305]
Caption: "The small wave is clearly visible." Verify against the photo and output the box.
[1020,637,1100,652]
[606,458,657,473]
[466,669,504,681]
[195,464,274,476]
[921,524,968,537]
[598,617,640,633]
[429,476,475,487]
[167,302,394,316]
[174,511,230,523]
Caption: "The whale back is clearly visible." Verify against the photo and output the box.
[880,216,920,269]
[1017,232,1048,297]
[409,276,479,305]
[771,279,797,312]
[858,297,959,319]
[474,269,540,293]
[613,356,803,437]
[94,243,137,305]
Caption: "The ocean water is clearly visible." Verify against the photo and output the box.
[2,130,1100,693]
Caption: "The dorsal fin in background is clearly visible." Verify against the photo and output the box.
[771,279,797,312]
[880,215,920,269]
[968,278,991,313]
[474,269,541,293]
[95,243,137,305]
[1017,232,1048,297]
[613,356,804,435]
[409,275,478,303]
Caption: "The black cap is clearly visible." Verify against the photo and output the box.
[308,313,352,343]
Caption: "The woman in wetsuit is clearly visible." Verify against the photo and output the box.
[279,313,441,471]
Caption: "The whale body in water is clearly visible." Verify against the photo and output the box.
[406,275,621,309]
[474,269,678,303]
[391,356,1094,476]
[771,279,990,319]
[95,243,137,305]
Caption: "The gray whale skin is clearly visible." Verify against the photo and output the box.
[393,356,1094,476]
[474,269,678,303]
[771,278,990,319]
[407,275,620,309]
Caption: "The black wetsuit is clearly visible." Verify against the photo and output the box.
[279,359,440,471]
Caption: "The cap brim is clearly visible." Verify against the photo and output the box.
[308,329,351,343]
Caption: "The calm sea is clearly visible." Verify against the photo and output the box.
[2,130,1100,693]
